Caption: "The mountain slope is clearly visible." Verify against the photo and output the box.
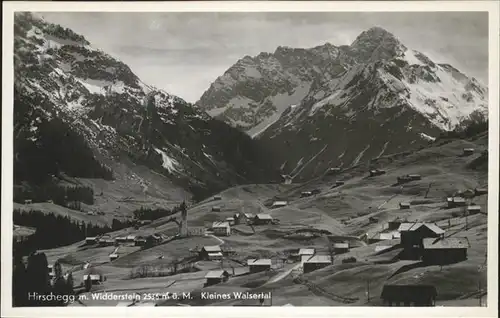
[196,27,488,181]
[13,12,281,210]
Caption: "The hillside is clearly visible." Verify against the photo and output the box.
[13,12,281,224]
[33,131,488,307]
[196,27,488,181]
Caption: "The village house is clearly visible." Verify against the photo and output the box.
[85,237,98,245]
[109,253,119,261]
[225,217,235,226]
[301,191,313,198]
[398,223,445,249]
[248,259,272,273]
[115,237,127,244]
[447,197,466,208]
[199,245,223,260]
[204,270,230,286]
[253,214,273,225]
[463,148,475,156]
[399,202,411,210]
[303,255,332,274]
[422,237,470,264]
[213,195,222,201]
[126,235,136,242]
[212,221,231,236]
[188,227,205,236]
[467,205,482,215]
[271,201,288,208]
[212,206,221,212]
[83,274,102,285]
[381,284,437,306]
[333,242,349,254]
[134,236,146,246]
[298,248,315,263]
[474,188,488,196]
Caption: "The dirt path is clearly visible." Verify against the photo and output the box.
[206,234,225,245]
[265,262,302,285]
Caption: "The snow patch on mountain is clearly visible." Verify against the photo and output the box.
[419,132,436,142]
[154,147,180,173]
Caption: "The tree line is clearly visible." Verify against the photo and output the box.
[132,202,185,221]
[14,183,95,207]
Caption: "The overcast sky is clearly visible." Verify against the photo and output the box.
[38,12,488,103]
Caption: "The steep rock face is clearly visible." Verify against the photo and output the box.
[14,12,280,201]
[197,26,488,180]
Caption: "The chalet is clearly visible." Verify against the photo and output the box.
[271,201,288,208]
[369,169,386,177]
[85,237,98,244]
[248,259,272,273]
[301,191,313,198]
[398,223,445,248]
[188,227,205,236]
[333,242,349,254]
[253,214,273,225]
[109,253,119,261]
[303,255,332,274]
[474,188,488,196]
[212,206,221,212]
[83,274,102,285]
[212,221,231,236]
[213,195,222,201]
[205,270,230,286]
[467,205,482,215]
[298,248,315,263]
[225,217,235,226]
[115,237,127,244]
[463,148,475,156]
[447,197,466,208]
[422,237,470,264]
[134,237,146,246]
[199,245,223,260]
[381,284,437,306]
[326,167,341,175]
[24,199,32,205]
[399,202,411,210]
[126,235,136,242]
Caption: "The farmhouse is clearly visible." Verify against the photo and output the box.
[248,259,272,273]
[463,148,475,156]
[83,274,102,285]
[298,248,315,263]
[422,237,470,264]
[447,197,466,208]
[381,284,437,306]
[134,237,146,246]
[212,221,231,236]
[85,237,98,244]
[333,242,349,254]
[188,227,205,236]
[225,217,235,226]
[271,201,288,208]
[205,270,230,286]
[303,255,332,274]
[253,214,273,225]
[199,245,223,260]
[301,191,313,198]
[474,188,488,196]
[109,253,119,261]
[467,205,482,215]
[399,202,411,210]
[369,169,386,177]
[212,206,221,212]
[398,223,445,248]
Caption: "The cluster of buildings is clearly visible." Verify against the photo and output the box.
[85,233,164,248]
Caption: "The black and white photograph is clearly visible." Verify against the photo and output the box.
[2,1,499,316]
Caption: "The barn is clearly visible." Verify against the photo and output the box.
[333,242,349,254]
[381,284,437,306]
[205,270,230,286]
[467,205,481,215]
[248,259,272,273]
[303,255,332,273]
[422,237,470,264]
[399,202,411,210]
[212,206,221,212]
[212,221,231,236]
[253,214,273,225]
[199,245,223,260]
